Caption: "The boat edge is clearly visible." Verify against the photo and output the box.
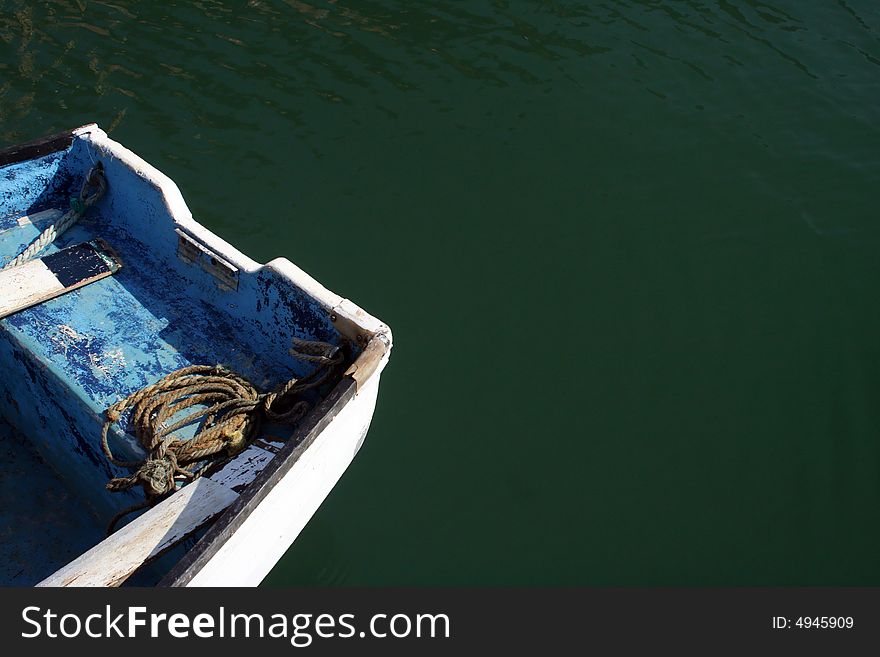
[0,124,96,168]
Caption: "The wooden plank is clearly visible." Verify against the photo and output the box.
[0,208,63,233]
[0,239,121,319]
[207,444,276,493]
[36,478,238,587]
[344,333,391,391]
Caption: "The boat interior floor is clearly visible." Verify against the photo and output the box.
[0,416,104,586]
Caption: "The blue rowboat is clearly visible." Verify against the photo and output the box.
[0,125,391,586]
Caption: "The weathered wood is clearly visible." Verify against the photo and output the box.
[0,240,121,319]
[0,208,63,233]
[207,444,276,492]
[36,478,238,587]
[344,333,391,391]
[0,129,77,168]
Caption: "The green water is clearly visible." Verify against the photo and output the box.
[2,1,880,585]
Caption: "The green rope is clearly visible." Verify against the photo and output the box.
[101,338,345,534]
[69,195,86,215]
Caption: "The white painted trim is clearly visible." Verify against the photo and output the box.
[208,444,276,490]
[75,128,392,351]
[37,478,238,587]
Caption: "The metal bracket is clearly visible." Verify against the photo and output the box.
[175,229,239,291]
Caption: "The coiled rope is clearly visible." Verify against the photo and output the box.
[2,163,106,270]
[101,338,345,533]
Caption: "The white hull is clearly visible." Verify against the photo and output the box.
[187,374,381,586]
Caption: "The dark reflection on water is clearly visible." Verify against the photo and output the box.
[2,1,880,585]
